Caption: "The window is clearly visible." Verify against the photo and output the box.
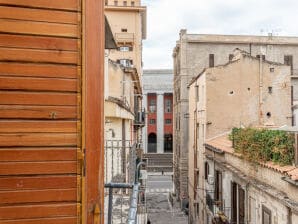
[118,59,132,67]
[257,54,266,60]
[209,54,214,67]
[196,85,199,102]
[119,46,130,52]
[284,55,293,75]
[214,170,222,209]
[165,119,172,124]
[105,0,108,5]
[149,99,156,113]
[229,54,234,61]
[231,182,245,224]
[121,28,127,32]
[204,162,209,180]
[149,119,156,125]
[270,67,274,72]
[131,1,135,6]
[123,1,127,6]
[165,99,172,113]
[262,206,271,224]
[268,86,272,94]
[114,0,118,5]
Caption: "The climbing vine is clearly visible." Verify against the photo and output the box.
[229,128,294,165]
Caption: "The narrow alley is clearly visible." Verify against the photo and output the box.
[146,173,188,224]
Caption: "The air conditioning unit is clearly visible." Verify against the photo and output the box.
[208,174,214,185]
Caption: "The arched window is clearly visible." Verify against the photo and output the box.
[148,133,157,153]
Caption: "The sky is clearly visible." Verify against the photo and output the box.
[142,0,298,69]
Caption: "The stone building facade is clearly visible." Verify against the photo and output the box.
[187,50,292,223]
[142,69,173,153]
[173,30,298,205]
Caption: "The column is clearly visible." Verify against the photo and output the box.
[142,93,148,153]
[157,93,164,153]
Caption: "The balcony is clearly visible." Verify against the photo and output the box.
[115,32,135,44]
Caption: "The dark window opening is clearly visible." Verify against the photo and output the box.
[165,119,172,124]
[165,99,172,113]
[266,112,271,118]
[257,54,266,60]
[123,1,127,6]
[270,67,274,73]
[131,1,135,6]
[262,206,271,224]
[284,55,293,75]
[149,98,156,113]
[214,170,223,210]
[148,133,157,153]
[204,162,209,180]
[121,28,127,32]
[229,54,234,61]
[209,54,214,67]
[268,87,272,94]
[164,134,173,153]
[229,91,234,95]
[149,119,156,125]
[114,0,118,5]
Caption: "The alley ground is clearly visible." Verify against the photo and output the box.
[146,173,188,224]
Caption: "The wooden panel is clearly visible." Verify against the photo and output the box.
[0,19,78,37]
[0,133,77,147]
[0,6,78,24]
[0,189,77,204]
[0,48,78,64]
[0,34,78,51]
[0,148,77,162]
[0,76,77,92]
[0,161,77,175]
[0,0,80,11]
[0,62,78,79]
[0,121,77,133]
[0,217,77,224]
[0,203,77,220]
[0,105,77,119]
[0,92,77,106]
[0,175,77,190]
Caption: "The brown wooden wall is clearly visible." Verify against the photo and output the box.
[0,0,84,223]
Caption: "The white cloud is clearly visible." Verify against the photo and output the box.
[142,0,298,69]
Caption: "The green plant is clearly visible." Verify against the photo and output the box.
[229,128,294,165]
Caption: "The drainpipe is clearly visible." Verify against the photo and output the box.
[259,55,263,125]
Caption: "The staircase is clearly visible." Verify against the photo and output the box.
[143,153,173,172]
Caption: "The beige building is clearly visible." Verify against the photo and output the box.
[104,0,146,183]
[204,130,298,224]
[173,30,298,205]
[187,50,293,223]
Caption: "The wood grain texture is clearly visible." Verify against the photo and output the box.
[0,6,78,24]
[0,188,77,204]
[0,34,78,51]
[0,121,77,133]
[0,217,77,224]
[0,105,77,119]
[0,148,77,162]
[0,133,77,147]
[0,175,77,190]
[0,62,78,79]
[0,76,77,92]
[0,19,78,37]
[0,0,80,11]
[0,203,78,220]
[0,91,77,106]
[0,47,78,64]
[0,161,78,175]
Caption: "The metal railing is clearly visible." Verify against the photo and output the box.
[104,141,147,223]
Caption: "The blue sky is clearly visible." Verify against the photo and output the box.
[142,0,298,69]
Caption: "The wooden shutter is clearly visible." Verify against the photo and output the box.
[0,0,83,223]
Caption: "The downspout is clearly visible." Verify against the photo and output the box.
[259,55,263,125]
[245,183,249,224]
